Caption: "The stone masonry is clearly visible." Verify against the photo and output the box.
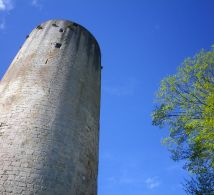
[0,20,101,195]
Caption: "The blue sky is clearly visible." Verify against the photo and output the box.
[0,0,214,194]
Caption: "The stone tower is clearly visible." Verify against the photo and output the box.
[0,20,101,195]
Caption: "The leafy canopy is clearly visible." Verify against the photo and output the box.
[152,46,214,193]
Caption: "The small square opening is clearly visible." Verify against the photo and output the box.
[55,43,62,48]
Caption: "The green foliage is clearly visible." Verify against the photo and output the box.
[152,46,214,193]
[184,169,214,195]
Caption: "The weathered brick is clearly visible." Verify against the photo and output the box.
[0,19,101,195]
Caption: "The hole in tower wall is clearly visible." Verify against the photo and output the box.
[36,25,43,30]
[52,23,59,27]
[55,43,62,48]
[67,25,74,31]
[59,28,64,32]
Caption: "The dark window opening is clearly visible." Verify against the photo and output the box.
[52,23,59,27]
[67,25,74,30]
[45,59,48,64]
[59,28,64,32]
[55,43,62,48]
[36,25,43,30]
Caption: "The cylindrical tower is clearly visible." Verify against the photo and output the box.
[0,20,101,195]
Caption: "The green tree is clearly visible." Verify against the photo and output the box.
[184,167,214,195]
[152,46,214,194]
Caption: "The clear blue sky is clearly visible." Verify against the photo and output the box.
[0,0,214,194]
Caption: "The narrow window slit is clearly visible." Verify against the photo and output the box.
[45,59,48,64]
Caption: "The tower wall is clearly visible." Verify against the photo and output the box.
[0,20,101,195]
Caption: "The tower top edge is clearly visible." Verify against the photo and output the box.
[37,19,101,55]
